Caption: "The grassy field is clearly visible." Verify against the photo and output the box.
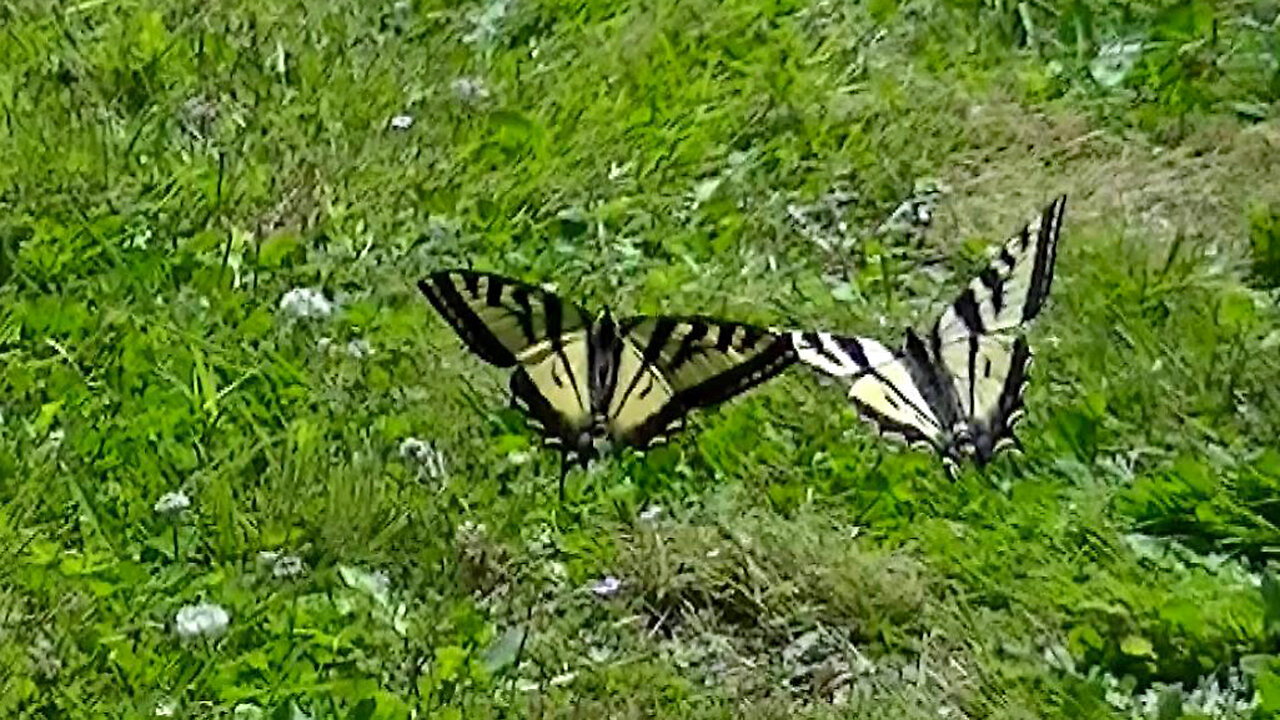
[2,0,1279,717]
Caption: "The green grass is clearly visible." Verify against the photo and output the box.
[1,0,1279,717]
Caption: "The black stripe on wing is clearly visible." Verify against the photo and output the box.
[792,330,945,451]
[1020,194,1067,323]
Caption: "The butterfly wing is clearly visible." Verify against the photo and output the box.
[604,318,796,448]
[418,270,596,448]
[792,331,946,451]
[929,196,1065,462]
[934,195,1067,344]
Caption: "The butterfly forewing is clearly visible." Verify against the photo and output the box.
[606,318,796,447]
[792,331,946,450]
[418,270,592,368]
[935,195,1067,345]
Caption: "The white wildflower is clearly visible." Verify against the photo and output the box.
[154,698,177,717]
[272,555,306,579]
[399,437,447,479]
[258,551,306,579]
[154,491,191,516]
[174,602,230,640]
[638,505,662,523]
[451,76,491,104]
[389,114,414,130]
[505,449,533,466]
[278,287,334,319]
[344,339,374,359]
[590,576,622,597]
[316,337,333,353]
[232,704,265,720]
[48,428,65,447]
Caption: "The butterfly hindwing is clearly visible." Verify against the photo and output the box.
[607,318,797,448]
[509,330,594,450]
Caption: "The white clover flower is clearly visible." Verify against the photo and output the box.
[154,491,191,516]
[272,555,307,579]
[638,505,662,523]
[389,114,414,130]
[174,603,230,640]
[278,287,334,319]
[344,339,374,359]
[589,576,622,597]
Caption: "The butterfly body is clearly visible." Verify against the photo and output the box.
[419,271,795,478]
[793,195,1066,468]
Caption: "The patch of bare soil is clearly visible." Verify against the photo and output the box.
[937,103,1280,254]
